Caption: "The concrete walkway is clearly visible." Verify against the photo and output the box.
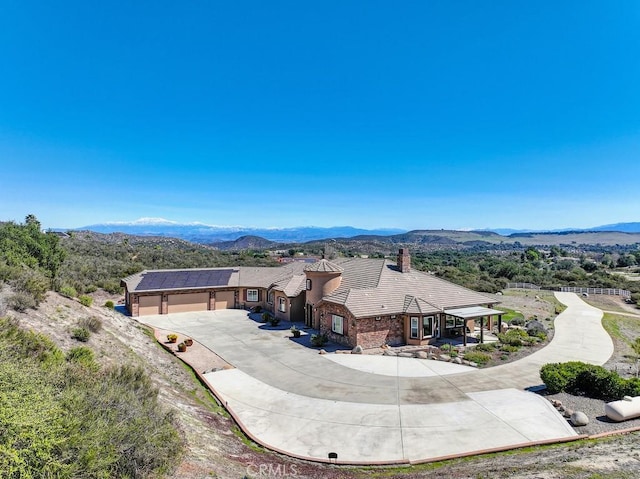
[140,292,613,464]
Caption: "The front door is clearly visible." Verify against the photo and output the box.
[305,304,314,327]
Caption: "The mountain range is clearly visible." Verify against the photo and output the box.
[71,218,640,245]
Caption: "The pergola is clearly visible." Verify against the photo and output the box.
[443,306,504,346]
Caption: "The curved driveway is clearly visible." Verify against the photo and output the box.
[141,292,613,464]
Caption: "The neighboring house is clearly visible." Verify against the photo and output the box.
[121,249,502,348]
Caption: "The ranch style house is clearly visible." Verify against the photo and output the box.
[122,249,503,349]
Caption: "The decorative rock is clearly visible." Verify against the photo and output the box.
[352,345,363,354]
[552,399,563,408]
[398,352,413,358]
[563,408,573,418]
[318,349,327,355]
[415,351,428,359]
[383,350,397,356]
[439,354,451,362]
[469,362,478,368]
[453,357,463,364]
[570,411,589,426]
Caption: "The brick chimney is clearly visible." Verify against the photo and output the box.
[397,248,411,273]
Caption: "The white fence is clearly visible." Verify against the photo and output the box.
[507,283,632,298]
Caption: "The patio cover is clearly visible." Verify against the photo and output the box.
[444,306,504,319]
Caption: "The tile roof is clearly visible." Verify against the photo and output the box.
[320,259,496,318]
[272,274,307,297]
[304,259,344,273]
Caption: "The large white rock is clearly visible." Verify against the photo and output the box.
[570,411,589,426]
[605,396,640,422]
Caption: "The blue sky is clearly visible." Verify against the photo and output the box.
[1,1,639,231]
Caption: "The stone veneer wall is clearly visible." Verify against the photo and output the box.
[318,303,354,347]
[355,315,404,349]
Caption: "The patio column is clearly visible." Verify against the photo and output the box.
[498,314,503,334]
[480,316,484,344]
[463,320,467,346]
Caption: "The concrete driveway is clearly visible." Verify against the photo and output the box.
[140,292,612,464]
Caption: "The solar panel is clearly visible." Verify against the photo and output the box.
[137,269,235,291]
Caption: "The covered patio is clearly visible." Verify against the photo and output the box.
[443,306,504,346]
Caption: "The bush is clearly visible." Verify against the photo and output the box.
[66,346,98,370]
[261,312,271,323]
[78,316,102,333]
[540,362,591,394]
[268,316,281,327]
[59,285,78,298]
[498,329,529,347]
[71,327,90,342]
[167,333,178,343]
[510,317,525,326]
[474,342,496,352]
[463,351,491,365]
[500,344,520,353]
[78,295,93,307]
[310,333,328,347]
[104,300,114,309]
[8,291,37,312]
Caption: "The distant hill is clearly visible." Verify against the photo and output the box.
[75,218,406,243]
[213,235,275,251]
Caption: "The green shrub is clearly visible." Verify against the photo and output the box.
[474,342,496,352]
[103,300,115,309]
[59,285,78,298]
[500,344,520,353]
[268,316,281,327]
[498,329,529,347]
[310,333,328,347]
[66,346,98,370]
[510,317,525,326]
[78,295,93,307]
[261,312,271,323]
[8,291,37,312]
[540,362,591,394]
[79,316,102,333]
[463,351,491,366]
[71,327,90,342]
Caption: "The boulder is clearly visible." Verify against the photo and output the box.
[398,352,413,358]
[453,357,463,364]
[414,351,428,359]
[563,408,573,418]
[318,349,327,355]
[439,354,451,362]
[383,350,397,356]
[352,345,363,354]
[570,411,589,426]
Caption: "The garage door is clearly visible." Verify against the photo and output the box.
[167,292,209,314]
[214,291,235,310]
[138,295,162,316]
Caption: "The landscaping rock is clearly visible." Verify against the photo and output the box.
[571,411,589,426]
[414,351,428,359]
[352,345,363,354]
[318,349,327,355]
[439,354,451,362]
[563,408,574,418]
[453,357,463,364]
[383,350,397,356]
[469,362,478,368]
[398,352,413,358]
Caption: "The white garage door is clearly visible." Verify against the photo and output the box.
[138,295,162,316]
[167,292,209,314]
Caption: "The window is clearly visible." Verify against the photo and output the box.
[422,316,434,338]
[410,317,419,339]
[332,314,344,335]
[278,297,286,312]
[247,289,258,302]
[445,315,455,329]
[268,291,274,304]
[306,279,312,290]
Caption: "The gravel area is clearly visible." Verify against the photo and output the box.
[542,391,640,436]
